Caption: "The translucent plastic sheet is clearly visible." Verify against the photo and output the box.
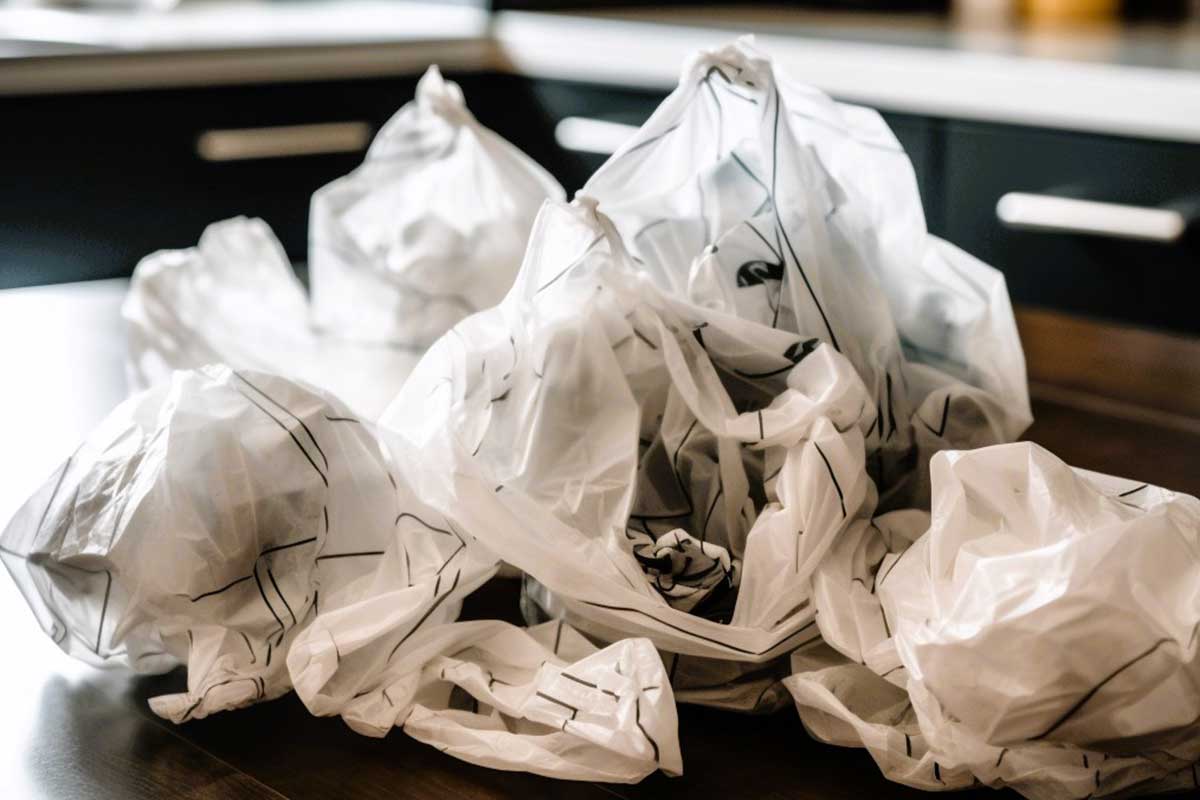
[124,66,563,418]
[0,366,676,782]
[310,66,565,346]
[785,442,1200,799]
[123,217,419,419]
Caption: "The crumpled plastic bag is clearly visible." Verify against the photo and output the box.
[380,37,1029,712]
[785,442,1200,799]
[124,66,563,418]
[0,365,677,782]
[579,36,1031,512]
[309,65,565,346]
[124,217,420,419]
[309,617,682,781]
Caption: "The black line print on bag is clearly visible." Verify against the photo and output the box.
[561,671,621,700]
[635,694,660,764]
[616,122,682,160]
[704,65,758,105]
[235,371,328,470]
[703,72,724,162]
[267,568,296,626]
[252,562,286,646]
[2,455,107,651]
[736,260,784,288]
[581,600,820,657]
[180,676,264,722]
[316,550,386,562]
[236,387,327,487]
[885,372,898,440]
[813,442,846,518]
[1029,632,1196,741]
[734,336,819,380]
[189,537,318,603]
[535,690,579,719]
[387,568,462,662]
[737,219,787,329]
[535,233,604,295]
[767,86,841,351]
[1,455,87,652]
[920,395,952,438]
[731,151,774,218]
[9,550,115,655]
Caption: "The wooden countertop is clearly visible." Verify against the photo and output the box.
[1,279,1196,799]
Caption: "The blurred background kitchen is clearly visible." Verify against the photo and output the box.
[0,0,1197,482]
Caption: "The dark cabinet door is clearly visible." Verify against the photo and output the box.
[0,77,426,289]
[943,121,1199,335]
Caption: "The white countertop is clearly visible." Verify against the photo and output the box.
[2,1,1200,144]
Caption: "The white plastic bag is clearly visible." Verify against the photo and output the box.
[579,37,1030,512]
[309,66,565,346]
[294,617,681,781]
[123,217,420,419]
[785,442,1200,799]
[124,66,563,418]
[0,365,677,781]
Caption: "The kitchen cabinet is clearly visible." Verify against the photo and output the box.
[943,120,1199,335]
[2,70,1196,338]
[0,76,424,288]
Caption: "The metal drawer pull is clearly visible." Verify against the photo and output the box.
[196,122,372,162]
[996,192,1187,243]
[554,116,639,155]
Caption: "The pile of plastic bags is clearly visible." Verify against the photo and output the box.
[3,38,1197,798]
[123,66,564,418]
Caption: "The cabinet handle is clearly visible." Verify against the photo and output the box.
[196,122,372,162]
[554,116,639,155]
[996,192,1187,243]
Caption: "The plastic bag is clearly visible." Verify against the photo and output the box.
[309,66,565,346]
[785,442,1200,799]
[124,66,563,418]
[123,217,420,419]
[579,37,1031,512]
[0,365,677,781]
[297,617,681,781]
[381,38,1029,711]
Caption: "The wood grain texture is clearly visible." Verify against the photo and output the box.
[1016,305,1200,421]
[128,671,622,800]
[1025,397,1200,496]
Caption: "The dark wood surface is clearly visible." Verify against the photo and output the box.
[1,279,1197,799]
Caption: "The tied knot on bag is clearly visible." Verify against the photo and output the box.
[684,36,772,95]
[416,65,473,126]
[571,197,642,276]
